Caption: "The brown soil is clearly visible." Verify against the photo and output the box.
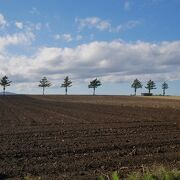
[0,95,179,179]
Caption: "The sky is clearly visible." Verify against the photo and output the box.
[0,0,180,95]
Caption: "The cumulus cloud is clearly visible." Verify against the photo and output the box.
[0,13,7,28]
[15,21,23,29]
[1,40,180,91]
[0,31,35,50]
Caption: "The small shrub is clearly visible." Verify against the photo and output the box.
[98,175,105,180]
[112,171,119,180]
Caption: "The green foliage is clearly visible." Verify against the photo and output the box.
[88,78,101,89]
[61,76,72,95]
[162,82,168,90]
[127,166,180,180]
[88,78,102,95]
[131,78,143,95]
[112,171,119,180]
[142,172,155,180]
[153,166,180,180]
[127,172,141,180]
[38,77,51,88]
[145,80,156,94]
[61,76,72,88]
[98,175,105,180]
[98,166,180,180]
[0,76,12,95]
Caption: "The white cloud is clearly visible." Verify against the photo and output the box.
[0,13,7,28]
[15,21,23,29]
[0,31,35,50]
[30,7,40,15]
[1,40,180,91]
[62,34,73,42]
[76,35,83,41]
[34,23,42,30]
[24,22,42,32]
[75,17,140,33]
[45,22,51,31]
[75,17,112,32]
[54,34,61,40]
[55,34,83,42]
[97,20,111,31]
[54,34,73,42]
[124,1,130,11]
[116,20,140,32]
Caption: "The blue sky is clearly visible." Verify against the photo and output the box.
[0,0,180,95]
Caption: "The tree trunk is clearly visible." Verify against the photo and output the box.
[149,88,151,94]
[65,87,67,95]
[163,89,165,96]
[3,86,5,96]
[43,87,45,95]
[135,88,137,96]
[93,88,95,95]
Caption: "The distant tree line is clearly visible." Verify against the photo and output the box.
[131,79,169,96]
[38,76,102,95]
[0,75,169,96]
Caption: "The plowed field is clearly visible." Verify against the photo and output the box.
[0,95,179,179]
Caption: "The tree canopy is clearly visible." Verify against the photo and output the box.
[162,82,168,96]
[38,77,51,95]
[0,76,12,95]
[61,76,72,95]
[88,78,102,95]
[145,80,156,94]
[131,79,142,95]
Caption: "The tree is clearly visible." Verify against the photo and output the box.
[131,79,142,95]
[38,77,51,95]
[88,78,102,95]
[61,76,72,95]
[162,82,168,96]
[145,80,156,94]
[0,76,12,95]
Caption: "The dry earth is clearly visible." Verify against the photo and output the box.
[0,95,179,179]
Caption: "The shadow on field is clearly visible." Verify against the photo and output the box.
[0,174,9,180]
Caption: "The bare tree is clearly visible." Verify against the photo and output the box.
[131,79,142,95]
[0,76,12,95]
[88,78,101,95]
[38,77,51,95]
[61,76,72,95]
